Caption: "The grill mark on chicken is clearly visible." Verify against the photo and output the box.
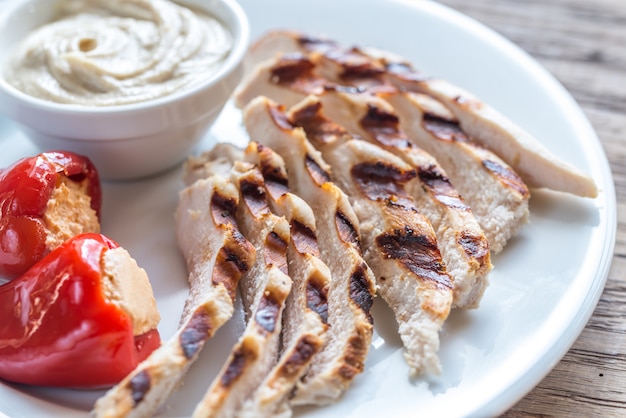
[458,230,490,263]
[421,112,471,143]
[129,370,150,406]
[220,343,258,388]
[210,191,238,227]
[296,35,339,54]
[351,161,415,206]
[335,210,360,248]
[269,54,327,97]
[417,165,470,211]
[306,270,329,324]
[305,154,331,185]
[268,102,295,131]
[382,61,431,83]
[482,160,530,197]
[265,231,289,274]
[360,104,413,149]
[290,101,347,145]
[239,177,269,217]
[376,226,452,290]
[179,308,213,360]
[212,243,251,301]
[277,335,322,379]
[349,263,375,324]
[291,219,320,257]
[257,158,290,200]
[338,330,369,380]
[255,292,282,333]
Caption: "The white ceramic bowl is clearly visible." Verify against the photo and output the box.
[0,0,249,180]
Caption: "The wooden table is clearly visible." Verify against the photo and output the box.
[434,0,625,416]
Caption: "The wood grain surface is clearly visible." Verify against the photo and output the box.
[434,0,626,416]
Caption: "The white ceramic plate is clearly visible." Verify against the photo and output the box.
[0,0,616,417]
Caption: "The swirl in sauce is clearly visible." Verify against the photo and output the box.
[5,0,233,106]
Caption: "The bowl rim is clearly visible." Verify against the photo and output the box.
[0,0,251,115]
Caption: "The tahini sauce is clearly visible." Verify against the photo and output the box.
[5,0,233,106]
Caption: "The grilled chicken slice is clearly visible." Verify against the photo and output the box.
[297,123,454,375]
[187,143,330,416]
[243,51,528,254]
[93,176,254,418]
[244,96,376,405]
[308,88,528,254]
[289,94,492,307]
[246,30,597,198]
[367,50,598,198]
[377,92,531,253]
[242,142,330,414]
[235,55,492,304]
[235,54,326,109]
[187,158,292,418]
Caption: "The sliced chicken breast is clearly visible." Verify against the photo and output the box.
[188,159,292,418]
[93,175,255,418]
[288,94,492,306]
[242,142,331,415]
[235,55,492,305]
[243,96,376,405]
[188,143,331,416]
[246,30,597,198]
[301,126,454,374]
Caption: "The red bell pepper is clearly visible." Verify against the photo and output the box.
[0,233,161,387]
[0,151,101,280]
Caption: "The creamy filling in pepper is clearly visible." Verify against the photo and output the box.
[5,0,233,106]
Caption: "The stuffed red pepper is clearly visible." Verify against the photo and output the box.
[0,151,101,280]
[0,233,161,387]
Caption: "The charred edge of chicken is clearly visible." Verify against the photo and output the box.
[296,34,339,55]
[269,54,326,95]
[304,154,331,186]
[239,175,270,217]
[256,144,290,199]
[360,104,414,149]
[268,102,295,132]
[220,342,259,389]
[211,229,254,301]
[290,219,320,257]
[265,231,289,275]
[128,370,151,406]
[335,210,360,248]
[255,289,283,334]
[417,164,470,211]
[382,60,430,83]
[458,230,490,264]
[482,159,530,197]
[349,262,374,324]
[421,112,529,197]
[289,101,349,146]
[277,335,323,380]
[375,226,452,290]
[337,323,371,380]
[179,308,214,360]
[210,190,239,227]
[350,161,416,207]
[306,268,329,325]
[209,191,254,300]
[253,142,329,325]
